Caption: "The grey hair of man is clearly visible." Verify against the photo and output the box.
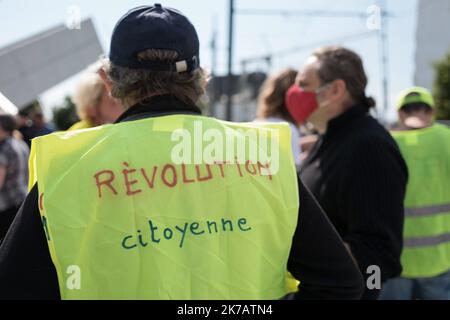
[102,49,209,109]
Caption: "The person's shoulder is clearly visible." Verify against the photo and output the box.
[346,118,401,163]
[0,138,15,153]
[348,122,408,179]
[19,125,33,135]
[352,115,395,145]
[68,120,94,131]
[0,138,19,165]
[433,123,450,135]
[11,138,30,155]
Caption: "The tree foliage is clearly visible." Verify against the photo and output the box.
[52,96,79,130]
[433,52,450,120]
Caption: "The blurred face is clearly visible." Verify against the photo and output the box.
[295,56,333,126]
[398,109,435,130]
[32,114,45,127]
[97,90,123,124]
[16,115,28,127]
[296,56,323,92]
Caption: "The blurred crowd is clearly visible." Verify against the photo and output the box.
[0,61,122,241]
[0,111,53,237]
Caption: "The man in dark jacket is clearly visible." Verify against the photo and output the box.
[286,46,408,300]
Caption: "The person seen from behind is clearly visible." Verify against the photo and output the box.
[0,5,363,300]
[380,87,450,300]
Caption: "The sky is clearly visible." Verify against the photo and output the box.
[0,0,418,121]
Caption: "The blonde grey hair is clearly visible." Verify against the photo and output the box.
[102,49,209,108]
[72,61,105,120]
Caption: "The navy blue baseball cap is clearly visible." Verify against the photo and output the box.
[109,4,200,72]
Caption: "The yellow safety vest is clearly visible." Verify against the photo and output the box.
[29,114,300,299]
[67,120,95,131]
[392,124,450,278]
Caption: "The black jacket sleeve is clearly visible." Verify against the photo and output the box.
[340,136,407,299]
[0,185,60,300]
[287,178,364,300]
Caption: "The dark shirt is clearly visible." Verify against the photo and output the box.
[28,124,54,138]
[18,125,34,148]
[300,105,408,299]
[0,95,364,300]
[19,124,54,149]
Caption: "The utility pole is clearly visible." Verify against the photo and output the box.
[209,17,218,117]
[378,0,390,121]
[211,19,218,78]
[236,5,394,122]
[226,0,235,121]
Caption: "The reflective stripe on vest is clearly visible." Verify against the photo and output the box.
[391,124,450,278]
[404,233,450,248]
[405,203,450,218]
[29,115,300,299]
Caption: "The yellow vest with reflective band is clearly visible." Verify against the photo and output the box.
[391,124,450,278]
[29,114,300,299]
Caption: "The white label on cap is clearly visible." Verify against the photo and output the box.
[175,60,188,73]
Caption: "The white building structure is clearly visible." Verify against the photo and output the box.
[0,19,103,111]
[415,0,450,89]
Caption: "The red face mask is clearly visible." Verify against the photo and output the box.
[285,85,319,124]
